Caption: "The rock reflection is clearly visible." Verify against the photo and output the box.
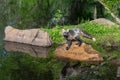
[110,58,120,78]
[4,41,51,58]
[60,62,94,80]
[117,67,120,78]
[60,61,118,80]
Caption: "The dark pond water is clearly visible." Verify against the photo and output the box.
[0,28,120,80]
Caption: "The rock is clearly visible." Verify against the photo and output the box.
[4,26,53,47]
[55,42,103,62]
[90,18,117,26]
[101,38,120,51]
[109,59,120,77]
[4,41,51,58]
[109,58,120,66]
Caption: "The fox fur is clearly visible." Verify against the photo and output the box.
[62,28,96,50]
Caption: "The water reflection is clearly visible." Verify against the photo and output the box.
[1,41,53,80]
[110,58,120,78]
[4,41,51,58]
[59,58,120,80]
[117,67,120,78]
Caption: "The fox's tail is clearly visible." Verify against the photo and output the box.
[80,30,96,41]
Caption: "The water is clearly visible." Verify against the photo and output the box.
[0,28,120,80]
[4,41,51,58]
[0,30,55,80]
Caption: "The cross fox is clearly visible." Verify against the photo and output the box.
[62,28,96,50]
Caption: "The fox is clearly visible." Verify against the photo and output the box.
[62,28,96,50]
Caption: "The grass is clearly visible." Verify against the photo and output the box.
[45,22,120,57]
[45,22,120,43]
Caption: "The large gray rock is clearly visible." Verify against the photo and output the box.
[4,26,53,47]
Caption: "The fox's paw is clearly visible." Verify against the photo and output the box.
[75,43,79,45]
[76,42,82,46]
[66,47,69,50]
[78,43,82,46]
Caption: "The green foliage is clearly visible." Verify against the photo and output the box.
[101,0,120,10]
[45,21,120,43]
[101,0,120,17]
[0,0,119,29]
[45,27,64,43]
[0,0,53,28]
[53,10,62,21]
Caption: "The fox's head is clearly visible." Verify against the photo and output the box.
[62,29,69,38]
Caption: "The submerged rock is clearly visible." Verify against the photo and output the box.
[55,42,103,62]
[4,26,53,47]
[110,59,120,77]
[110,59,120,66]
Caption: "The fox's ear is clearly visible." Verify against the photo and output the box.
[62,29,65,33]
[67,29,69,32]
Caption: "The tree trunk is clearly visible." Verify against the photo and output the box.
[94,5,97,19]
[98,0,120,24]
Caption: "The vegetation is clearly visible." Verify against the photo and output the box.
[1,21,120,80]
[0,0,120,80]
[101,0,120,16]
[0,0,120,28]
[45,21,120,56]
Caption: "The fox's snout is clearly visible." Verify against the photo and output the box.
[63,32,69,38]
